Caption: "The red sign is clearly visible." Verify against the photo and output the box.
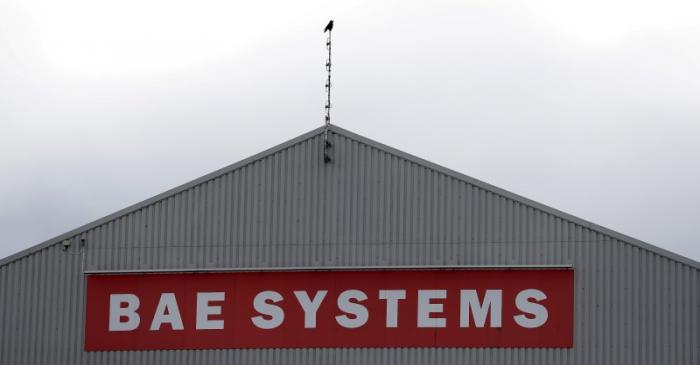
[85,268,573,351]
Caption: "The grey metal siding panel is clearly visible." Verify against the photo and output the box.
[1,130,698,364]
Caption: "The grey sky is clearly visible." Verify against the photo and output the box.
[1,0,699,262]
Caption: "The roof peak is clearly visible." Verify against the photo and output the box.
[2,124,698,270]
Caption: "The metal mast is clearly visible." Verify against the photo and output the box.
[323,20,334,163]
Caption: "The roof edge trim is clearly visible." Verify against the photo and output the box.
[3,123,698,270]
[0,125,327,267]
[329,125,700,270]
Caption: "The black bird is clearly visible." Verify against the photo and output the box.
[324,20,334,33]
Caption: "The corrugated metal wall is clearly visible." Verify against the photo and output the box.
[1,128,698,364]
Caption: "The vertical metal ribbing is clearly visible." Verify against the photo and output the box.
[1,129,699,364]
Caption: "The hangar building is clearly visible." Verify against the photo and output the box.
[0,125,698,364]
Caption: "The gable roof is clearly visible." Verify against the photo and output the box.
[2,125,698,269]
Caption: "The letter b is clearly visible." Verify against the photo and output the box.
[109,294,140,331]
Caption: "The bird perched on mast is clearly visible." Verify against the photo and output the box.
[323,19,334,163]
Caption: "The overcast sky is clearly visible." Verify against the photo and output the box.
[1,0,699,262]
